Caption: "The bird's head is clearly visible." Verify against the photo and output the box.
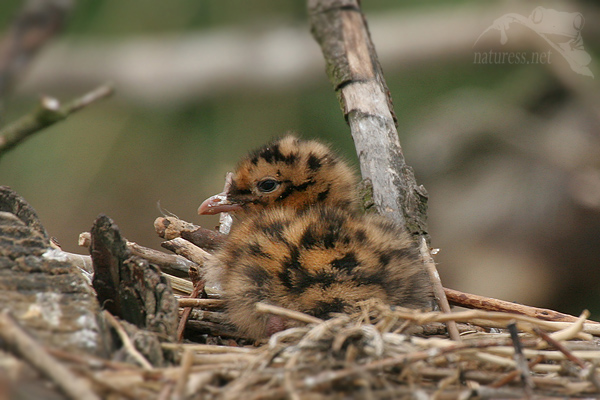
[198,135,358,217]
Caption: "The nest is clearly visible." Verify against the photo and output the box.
[2,197,600,400]
[9,297,598,399]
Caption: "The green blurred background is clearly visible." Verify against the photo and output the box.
[1,0,599,315]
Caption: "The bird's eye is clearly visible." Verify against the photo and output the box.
[257,179,280,193]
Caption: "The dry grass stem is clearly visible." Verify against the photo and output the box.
[255,302,324,325]
[104,311,153,370]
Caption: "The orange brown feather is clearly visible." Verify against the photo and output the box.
[199,135,433,338]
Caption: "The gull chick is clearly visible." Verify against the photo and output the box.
[199,135,432,338]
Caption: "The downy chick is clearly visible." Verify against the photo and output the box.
[199,135,432,338]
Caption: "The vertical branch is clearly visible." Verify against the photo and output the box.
[308,0,460,340]
[308,0,428,240]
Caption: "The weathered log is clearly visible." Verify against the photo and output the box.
[0,186,110,357]
[90,215,178,343]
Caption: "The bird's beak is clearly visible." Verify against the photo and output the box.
[198,192,242,215]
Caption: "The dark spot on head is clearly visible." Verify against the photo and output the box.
[276,179,315,202]
[307,153,322,172]
[259,144,280,164]
[284,152,298,165]
[250,156,259,165]
[331,252,359,273]
[257,143,297,165]
[228,180,252,197]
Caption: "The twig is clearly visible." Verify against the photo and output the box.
[387,308,600,337]
[0,310,100,400]
[302,338,518,389]
[444,287,598,324]
[308,0,428,238]
[548,310,590,341]
[507,322,534,396]
[80,231,195,277]
[162,237,216,267]
[177,298,224,309]
[489,356,544,388]
[173,348,194,400]
[177,281,205,342]
[533,327,586,369]
[47,347,138,371]
[256,302,324,325]
[533,327,600,394]
[419,238,460,341]
[161,343,256,354]
[0,83,113,155]
[166,273,194,294]
[103,311,153,370]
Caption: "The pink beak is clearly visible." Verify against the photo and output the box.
[198,192,242,215]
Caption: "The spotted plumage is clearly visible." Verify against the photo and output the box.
[199,135,433,338]
[198,135,358,216]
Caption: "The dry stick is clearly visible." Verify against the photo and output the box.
[103,311,153,370]
[161,343,256,354]
[80,231,196,277]
[0,311,100,400]
[161,238,216,341]
[419,238,460,341]
[302,338,518,389]
[168,274,194,294]
[256,302,324,325]
[178,298,224,309]
[308,0,428,235]
[176,283,205,342]
[396,308,600,337]
[444,287,599,324]
[533,327,586,369]
[0,83,114,154]
[47,348,138,371]
[507,322,534,396]
[537,332,597,395]
[308,0,457,339]
[173,348,194,400]
[489,356,544,389]
[162,237,216,266]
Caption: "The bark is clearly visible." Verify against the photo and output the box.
[308,0,428,240]
[0,186,110,357]
[90,214,178,342]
